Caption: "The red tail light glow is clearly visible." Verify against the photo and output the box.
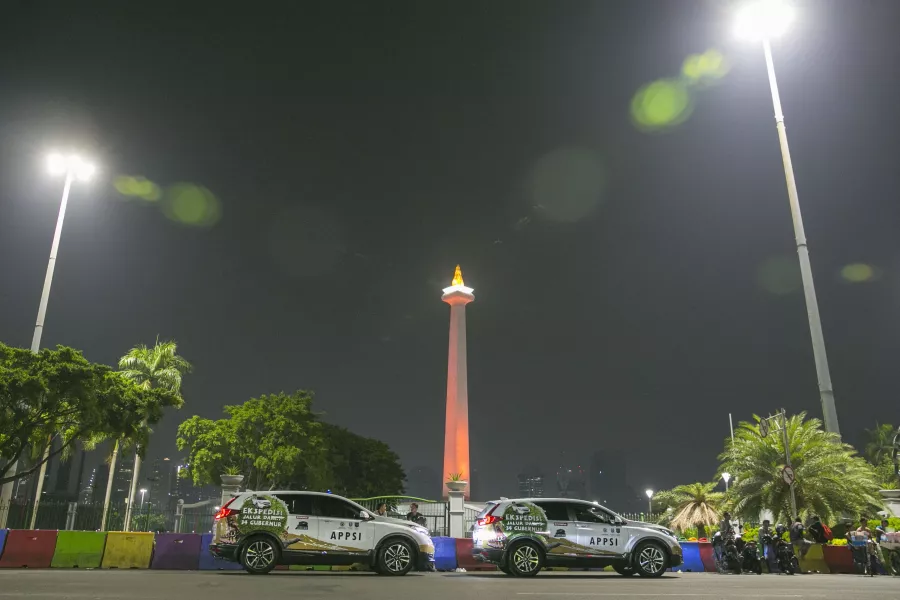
[476,504,502,526]
[214,497,238,521]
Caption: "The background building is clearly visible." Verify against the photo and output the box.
[517,466,544,498]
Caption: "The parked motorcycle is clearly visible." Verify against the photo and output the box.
[761,526,798,575]
[735,538,763,574]
[713,531,743,574]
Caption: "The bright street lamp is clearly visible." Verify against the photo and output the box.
[645,489,654,516]
[735,0,841,436]
[139,488,148,509]
[0,151,98,530]
[722,472,731,491]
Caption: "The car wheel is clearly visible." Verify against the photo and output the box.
[613,565,635,576]
[633,542,667,578]
[508,541,543,577]
[240,536,279,575]
[499,562,512,575]
[377,539,414,576]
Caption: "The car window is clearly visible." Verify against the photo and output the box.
[572,504,610,524]
[275,493,313,515]
[533,501,571,521]
[476,502,497,519]
[314,496,362,519]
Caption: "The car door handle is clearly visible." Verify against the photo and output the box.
[577,526,592,530]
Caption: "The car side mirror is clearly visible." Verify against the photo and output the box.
[360,510,370,520]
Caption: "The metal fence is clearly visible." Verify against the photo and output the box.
[0,500,219,533]
[351,496,449,537]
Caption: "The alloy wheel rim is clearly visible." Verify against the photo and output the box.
[638,546,664,574]
[513,546,539,573]
[385,543,411,572]
[246,541,275,569]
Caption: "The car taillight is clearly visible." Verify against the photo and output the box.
[215,497,238,521]
[476,504,502,526]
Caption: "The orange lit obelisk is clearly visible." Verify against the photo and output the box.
[442,265,474,499]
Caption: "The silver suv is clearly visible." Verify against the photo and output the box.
[472,498,682,577]
[209,490,435,575]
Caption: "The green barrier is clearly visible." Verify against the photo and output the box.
[51,531,107,568]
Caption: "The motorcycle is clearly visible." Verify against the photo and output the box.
[762,525,799,575]
[713,531,743,574]
[735,538,763,574]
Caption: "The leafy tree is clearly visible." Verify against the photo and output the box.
[719,412,883,524]
[115,340,192,525]
[321,423,405,497]
[863,422,897,464]
[0,342,176,485]
[652,482,723,539]
[176,391,405,496]
[177,390,328,490]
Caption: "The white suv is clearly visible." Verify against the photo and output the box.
[472,498,682,577]
[210,491,435,575]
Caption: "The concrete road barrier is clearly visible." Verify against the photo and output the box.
[197,533,242,571]
[0,530,58,568]
[432,537,457,571]
[0,530,7,559]
[676,541,705,572]
[151,533,202,570]
[101,532,154,569]
[454,538,496,571]
[51,531,107,568]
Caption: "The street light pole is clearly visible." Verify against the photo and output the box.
[760,37,840,437]
[645,489,654,517]
[0,153,95,529]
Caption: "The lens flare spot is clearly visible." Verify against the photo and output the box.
[162,183,221,227]
[114,175,161,201]
[757,256,801,295]
[630,79,693,132]
[526,147,607,222]
[682,49,730,82]
[840,263,877,283]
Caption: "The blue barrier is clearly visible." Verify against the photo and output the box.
[432,537,457,571]
[0,530,7,561]
[197,533,242,571]
[676,542,705,572]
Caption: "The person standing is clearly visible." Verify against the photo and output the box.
[375,503,388,517]
[808,515,829,544]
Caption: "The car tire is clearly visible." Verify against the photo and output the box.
[507,541,543,577]
[377,538,415,576]
[499,563,512,575]
[240,536,279,575]
[633,542,667,578]
[613,564,635,576]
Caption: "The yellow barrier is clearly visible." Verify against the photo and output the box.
[797,543,831,574]
[101,532,154,569]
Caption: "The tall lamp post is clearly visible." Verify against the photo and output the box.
[0,152,96,529]
[645,489,654,517]
[735,0,840,436]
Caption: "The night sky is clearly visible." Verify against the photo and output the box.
[2,0,899,507]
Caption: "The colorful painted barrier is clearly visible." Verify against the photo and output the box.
[432,536,457,571]
[101,532,154,569]
[51,531,107,568]
[0,529,877,575]
[0,530,57,568]
[151,533,201,570]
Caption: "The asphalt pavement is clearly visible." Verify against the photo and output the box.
[0,569,896,599]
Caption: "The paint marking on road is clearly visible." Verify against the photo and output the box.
[516,594,806,598]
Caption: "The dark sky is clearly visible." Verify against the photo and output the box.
[2,0,899,508]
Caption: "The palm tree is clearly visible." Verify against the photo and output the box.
[864,422,897,464]
[100,339,191,530]
[654,482,724,539]
[720,412,882,524]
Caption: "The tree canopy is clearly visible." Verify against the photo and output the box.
[719,412,883,524]
[176,390,405,496]
[0,342,178,485]
[653,482,723,538]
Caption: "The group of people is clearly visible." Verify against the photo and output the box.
[374,501,428,527]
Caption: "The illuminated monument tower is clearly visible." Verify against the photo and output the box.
[442,265,474,498]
